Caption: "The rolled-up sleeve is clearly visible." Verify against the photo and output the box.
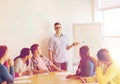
[48,38,54,51]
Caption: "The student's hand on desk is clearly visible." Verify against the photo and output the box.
[43,70,49,73]
[66,75,87,83]
[58,69,64,72]
[66,75,82,79]
[66,75,74,79]
[1,81,7,84]
[26,71,33,75]
[79,77,87,83]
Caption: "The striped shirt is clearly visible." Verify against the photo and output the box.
[48,34,69,63]
[31,56,48,71]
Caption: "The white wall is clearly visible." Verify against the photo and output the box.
[0,0,93,71]
[98,0,120,10]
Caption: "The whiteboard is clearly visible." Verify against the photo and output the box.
[73,23,102,64]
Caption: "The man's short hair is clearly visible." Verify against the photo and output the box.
[54,22,61,26]
[31,44,39,54]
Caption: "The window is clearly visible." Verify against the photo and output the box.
[103,8,120,64]
[98,0,120,10]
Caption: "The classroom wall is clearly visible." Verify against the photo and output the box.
[98,0,120,10]
[0,0,93,71]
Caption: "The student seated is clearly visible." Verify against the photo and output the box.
[79,48,120,84]
[66,45,96,79]
[0,45,14,84]
[14,48,32,77]
[30,44,62,74]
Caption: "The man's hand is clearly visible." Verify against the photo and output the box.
[73,42,80,46]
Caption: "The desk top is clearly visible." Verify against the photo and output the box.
[14,72,97,84]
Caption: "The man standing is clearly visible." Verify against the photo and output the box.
[48,22,79,71]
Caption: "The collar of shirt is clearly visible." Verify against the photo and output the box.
[54,33,63,37]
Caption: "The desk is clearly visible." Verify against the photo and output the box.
[14,72,97,84]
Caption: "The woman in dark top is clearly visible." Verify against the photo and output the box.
[0,45,14,84]
[76,45,96,77]
[66,45,96,79]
